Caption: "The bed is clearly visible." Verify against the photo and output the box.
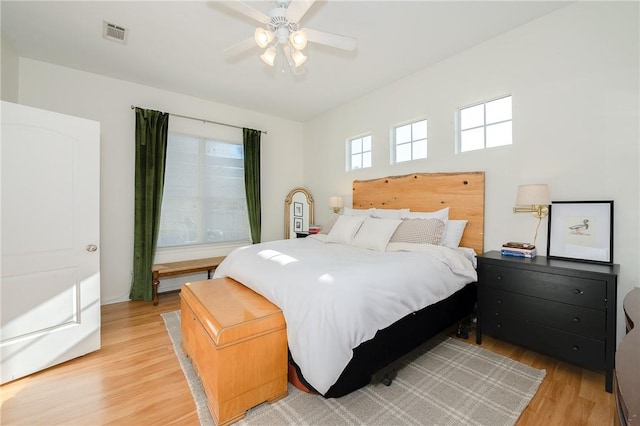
[214,171,485,398]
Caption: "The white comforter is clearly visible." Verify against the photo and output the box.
[213,236,477,395]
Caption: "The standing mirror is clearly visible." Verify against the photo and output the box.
[284,188,314,239]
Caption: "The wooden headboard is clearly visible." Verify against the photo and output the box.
[352,172,485,254]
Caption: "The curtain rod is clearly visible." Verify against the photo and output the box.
[130,105,267,135]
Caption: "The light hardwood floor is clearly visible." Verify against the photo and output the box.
[1,291,615,425]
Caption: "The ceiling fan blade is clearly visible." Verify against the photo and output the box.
[285,0,316,23]
[224,37,257,58]
[283,45,306,76]
[219,0,270,25]
[303,28,357,51]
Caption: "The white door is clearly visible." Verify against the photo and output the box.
[1,101,101,384]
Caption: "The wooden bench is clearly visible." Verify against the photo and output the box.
[151,256,225,306]
[181,278,288,425]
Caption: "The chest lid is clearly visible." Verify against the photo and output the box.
[181,278,285,347]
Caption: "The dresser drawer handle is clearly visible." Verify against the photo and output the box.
[497,323,502,328]
[573,317,580,323]
[496,275,503,280]
[573,289,584,295]
[572,345,580,351]
[496,299,502,304]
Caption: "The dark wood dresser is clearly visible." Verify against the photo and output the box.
[615,287,639,425]
[476,251,619,392]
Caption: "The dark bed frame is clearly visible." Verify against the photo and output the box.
[290,172,486,397]
[290,282,477,397]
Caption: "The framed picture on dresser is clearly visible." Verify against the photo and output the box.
[547,200,614,264]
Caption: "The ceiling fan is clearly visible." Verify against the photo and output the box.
[221,0,357,74]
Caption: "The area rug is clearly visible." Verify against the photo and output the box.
[162,310,545,426]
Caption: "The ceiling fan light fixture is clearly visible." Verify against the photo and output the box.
[291,49,307,67]
[260,46,277,66]
[221,0,357,75]
[254,27,274,48]
[289,30,308,50]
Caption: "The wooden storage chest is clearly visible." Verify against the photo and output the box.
[180,278,288,425]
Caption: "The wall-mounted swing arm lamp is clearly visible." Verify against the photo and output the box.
[513,184,551,245]
[513,184,551,218]
[329,196,343,214]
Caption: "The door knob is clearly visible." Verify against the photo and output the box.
[86,244,98,252]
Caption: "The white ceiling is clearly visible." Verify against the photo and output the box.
[1,1,571,121]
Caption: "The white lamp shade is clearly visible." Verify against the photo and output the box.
[291,49,307,67]
[254,28,274,48]
[289,30,308,50]
[260,46,276,66]
[329,196,343,208]
[515,184,551,206]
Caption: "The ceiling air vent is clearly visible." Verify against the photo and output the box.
[103,21,127,44]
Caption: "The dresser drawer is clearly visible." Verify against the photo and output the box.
[482,315,605,370]
[479,263,606,310]
[479,287,606,339]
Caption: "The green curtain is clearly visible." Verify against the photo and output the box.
[243,128,262,244]
[129,108,169,301]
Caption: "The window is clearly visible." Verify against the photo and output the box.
[348,135,372,170]
[157,132,250,247]
[458,95,512,152]
[393,119,427,163]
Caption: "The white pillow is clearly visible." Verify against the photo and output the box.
[401,207,449,221]
[343,207,373,216]
[319,213,340,234]
[325,215,366,245]
[442,219,468,248]
[351,217,402,251]
[371,208,410,219]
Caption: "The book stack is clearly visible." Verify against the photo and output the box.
[501,242,536,258]
[308,225,321,234]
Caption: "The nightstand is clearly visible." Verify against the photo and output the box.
[476,251,619,392]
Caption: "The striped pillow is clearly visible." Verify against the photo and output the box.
[389,218,446,245]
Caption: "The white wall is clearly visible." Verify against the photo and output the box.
[1,32,19,102]
[302,2,639,344]
[18,59,304,303]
